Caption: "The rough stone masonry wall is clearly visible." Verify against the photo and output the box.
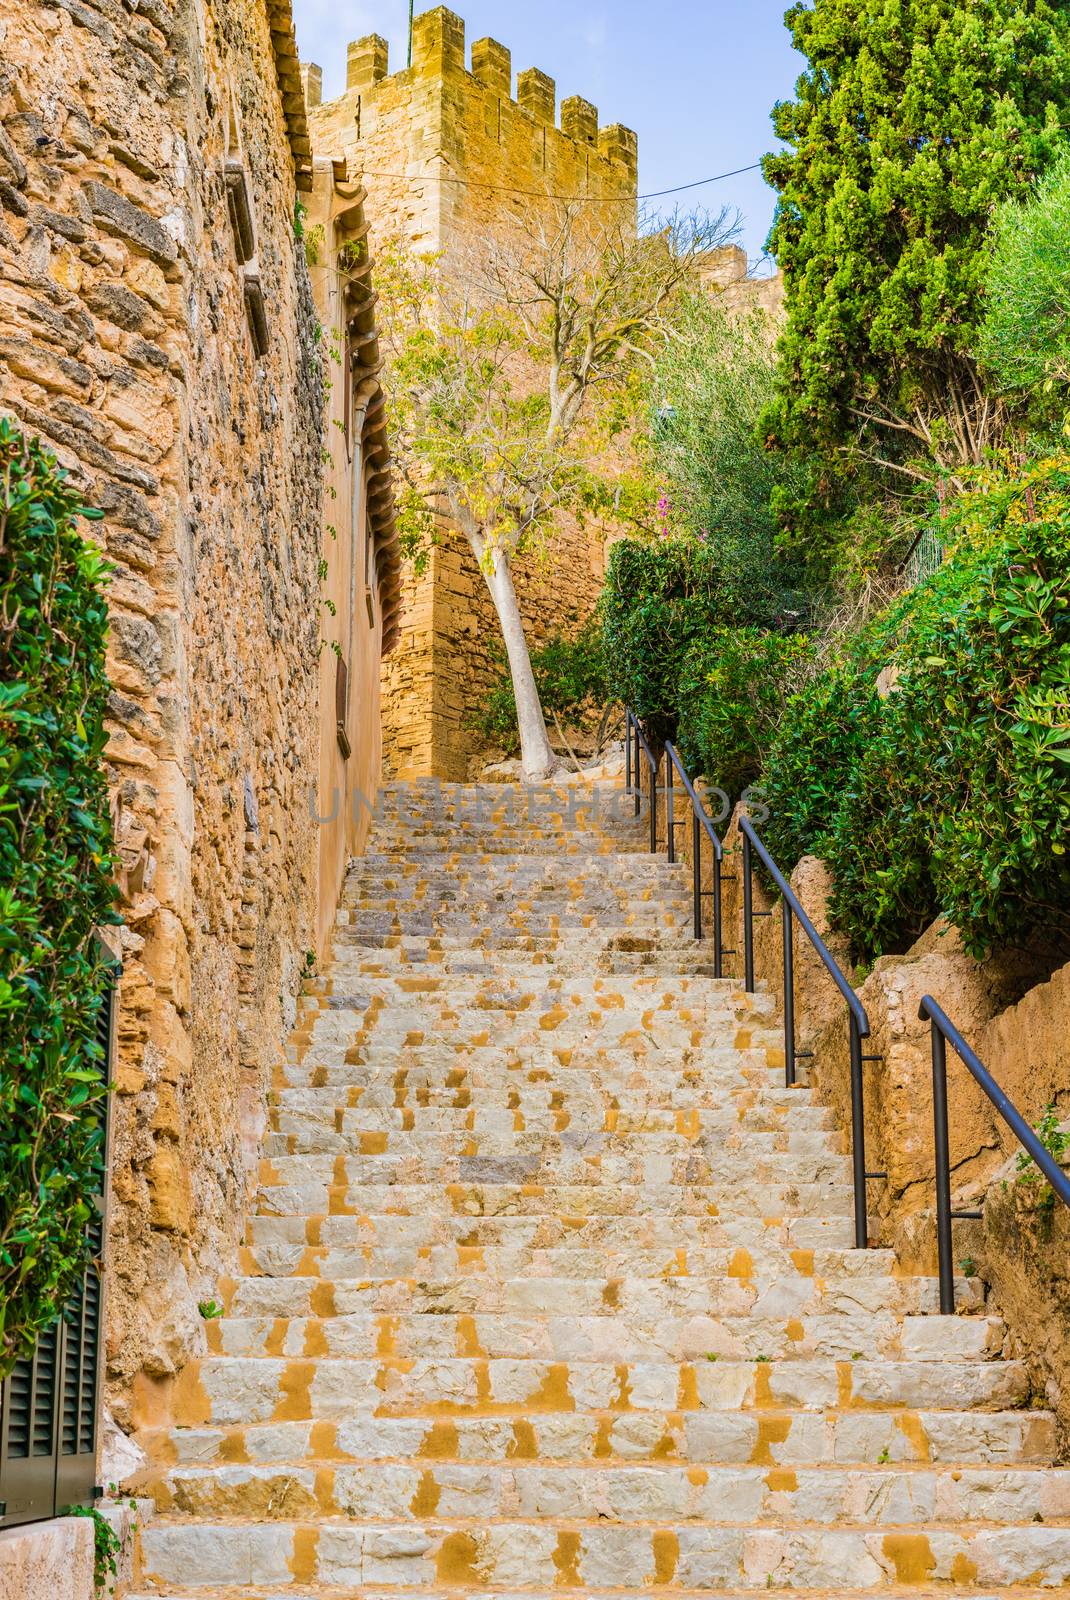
[309,8,638,779]
[0,0,324,1427]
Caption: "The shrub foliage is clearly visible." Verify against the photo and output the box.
[980,146,1070,403]
[763,458,1070,961]
[599,536,803,745]
[0,420,117,1378]
[674,628,815,802]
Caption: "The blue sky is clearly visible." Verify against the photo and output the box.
[291,1,804,268]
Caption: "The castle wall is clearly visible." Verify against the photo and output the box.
[309,7,637,779]
[0,0,371,1430]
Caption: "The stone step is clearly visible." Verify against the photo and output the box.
[254,1177,863,1221]
[267,1107,831,1145]
[257,1152,851,1194]
[137,1516,1070,1591]
[277,1047,792,1082]
[289,1014,750,1046]
[259,1154,853,1194]
[273,1078,809,1113]
[244,1209,857,1260]
[241,1226,893,1278]
[226,1271,982,1322]
[151,1459,1070,1526]
[180,1353,1029,1426]
[122,1589,1070,1600]
[145,1406,1059,1472]
[255,1177,857,1222]
[331,931,718,954]
[205,1311,1003,1365]
[272,1079,817,1114]
[244,1211,863,1255]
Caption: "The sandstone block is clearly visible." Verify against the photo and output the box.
[346,35,388,91]
[0,1519,94,1600]
[0,337,93,398]
[83,180,176,266]
[471,37,511,96]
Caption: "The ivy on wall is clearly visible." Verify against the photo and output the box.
[0,419,117,1378]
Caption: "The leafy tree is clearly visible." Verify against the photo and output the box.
[0,421,116,1377]
[980,145,1070,406]
[764,0,1070,484]
[378,206,737,781]
[651,292,816,587]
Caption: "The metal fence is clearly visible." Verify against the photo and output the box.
[0,952,116,1528]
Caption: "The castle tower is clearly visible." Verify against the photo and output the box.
[306,8,639,779]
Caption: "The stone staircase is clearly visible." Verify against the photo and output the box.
[130,781,1070,1598]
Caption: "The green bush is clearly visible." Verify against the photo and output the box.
[652,294,820,582]
[980,146,1070,406]
[600,536,802,745]
[763,457,1070,961]
[475,621,609,755]
[760,631,889,873]
[674,627,815,801]
[0,420,117,1378]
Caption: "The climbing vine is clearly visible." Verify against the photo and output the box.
[0,420,117,1378]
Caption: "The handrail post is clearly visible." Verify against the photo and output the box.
[666,754,676,865]
[692,811,702,941]
[782,901,796,1089]
[713,853,723,981]
[742,831,755,993]
[849,1014,869,1249]
[930,1023,956,1315]
[625,713,632,797]
[649,752,658,855]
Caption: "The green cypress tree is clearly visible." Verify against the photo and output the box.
[763,0,1070,481]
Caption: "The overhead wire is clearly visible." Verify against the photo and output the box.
[345,161,766,206]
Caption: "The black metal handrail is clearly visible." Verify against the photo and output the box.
[624,710,658,853]
[664,743,733,980]
[738,813,878,1250]
[919,995,1070,1314]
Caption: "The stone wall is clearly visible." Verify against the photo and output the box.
[0,0,334,1430]
[383,522,607,781]
[307,7,637,779]
[697,244,785,318]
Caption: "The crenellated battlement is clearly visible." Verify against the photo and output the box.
[307,6,638,181]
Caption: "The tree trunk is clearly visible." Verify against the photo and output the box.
[474,536,559,782]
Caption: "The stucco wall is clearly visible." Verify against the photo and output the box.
[1,0,327,1425]
[305,158,400,948]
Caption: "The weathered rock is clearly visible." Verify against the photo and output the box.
[82,179,176,265]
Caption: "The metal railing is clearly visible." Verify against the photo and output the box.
[624,713,733,979]
[624,708,1070,1287]
[738,813,880,1251]
[624,710,658,854]
[920,996,1070,1313]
